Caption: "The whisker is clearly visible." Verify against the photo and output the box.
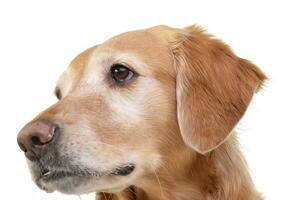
[150,163,165,199]
[95,141,124,152]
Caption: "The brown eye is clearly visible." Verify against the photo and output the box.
[110,64,135,84]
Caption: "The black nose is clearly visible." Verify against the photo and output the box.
[17,120,59,161]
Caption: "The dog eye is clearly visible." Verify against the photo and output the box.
[110,64,135,84]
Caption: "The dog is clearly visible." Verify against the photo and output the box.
[17,25,266,200]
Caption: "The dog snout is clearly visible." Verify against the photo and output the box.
[17,120,60,160]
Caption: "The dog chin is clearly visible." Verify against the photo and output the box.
[37,176,90,194]
[36,175,129,195]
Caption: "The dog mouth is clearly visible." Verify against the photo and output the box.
[38,163,135,182]
[33,163,136,193]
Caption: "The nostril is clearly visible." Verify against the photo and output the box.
[30,123,60,146]
[31,135,44,146]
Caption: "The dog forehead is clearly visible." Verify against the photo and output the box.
[97,27,174,72]
[102,27,168,52]
[63,26,177,89]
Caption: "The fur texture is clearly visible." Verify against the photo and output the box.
[19,25,266,200]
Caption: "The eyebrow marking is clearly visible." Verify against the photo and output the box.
[54,87,62,100]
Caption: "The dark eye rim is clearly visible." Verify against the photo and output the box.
[110,63,138,85]
[54,87,62,100]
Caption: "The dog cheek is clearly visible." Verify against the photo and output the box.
[106,92,142,125]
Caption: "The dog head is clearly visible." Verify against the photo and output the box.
[17,25,266,194]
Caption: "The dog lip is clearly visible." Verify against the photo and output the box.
[111,163,135,176]
[39,169,86,181]
[37,163,136,183]
[38,167,105,182]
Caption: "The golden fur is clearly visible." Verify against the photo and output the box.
[95,25,266,200]
[20,25,266,200]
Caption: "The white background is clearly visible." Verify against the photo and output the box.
[0,0,299,199]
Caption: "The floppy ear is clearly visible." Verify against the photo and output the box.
[173,25,266,154]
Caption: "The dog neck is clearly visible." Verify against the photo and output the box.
[96,134,262,200]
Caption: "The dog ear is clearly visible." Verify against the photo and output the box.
[172,25,266,154]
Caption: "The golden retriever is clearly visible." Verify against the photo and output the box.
[17,25,266,200]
